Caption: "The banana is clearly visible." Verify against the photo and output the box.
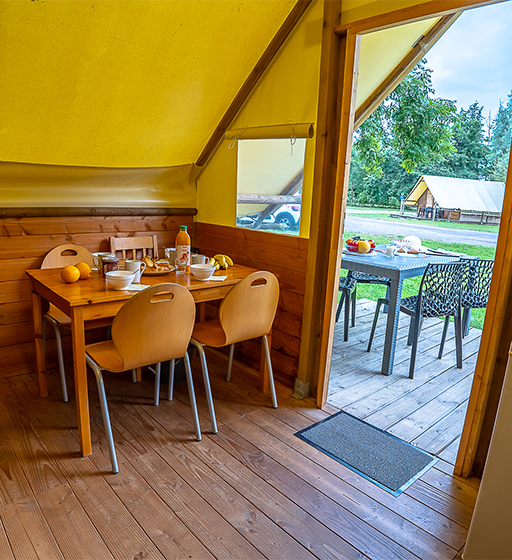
[208,257,216,266]
[213,253,233,267]
[214,262,220,271]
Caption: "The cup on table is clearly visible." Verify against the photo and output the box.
[164,247,177,267]
[92,252,116,274]
[386,245,395,258]
[125,259,147,283]
[101,255,119,277]
[191,253,208,265]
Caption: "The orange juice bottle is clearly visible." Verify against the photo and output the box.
[175,225,190,273]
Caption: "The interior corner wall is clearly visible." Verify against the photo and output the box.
[196,0,323,235]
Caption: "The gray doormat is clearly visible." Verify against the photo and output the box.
[295,410,437,496]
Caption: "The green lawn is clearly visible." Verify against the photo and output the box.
[341,234,496,330]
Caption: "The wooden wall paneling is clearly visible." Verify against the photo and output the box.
[0,214,194,378]
[195,222,307,386]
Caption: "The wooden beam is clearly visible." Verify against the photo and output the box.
[335,0,505,35]
[237,194,302,205]
[455,149,512,478]
[252,169,304,226]
[195,0,313,168]
[0,207,197,218]
[354,13,461,129]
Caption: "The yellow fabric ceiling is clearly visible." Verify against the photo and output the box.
[0,0,296,168]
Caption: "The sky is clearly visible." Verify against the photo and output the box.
[425,0,512,122]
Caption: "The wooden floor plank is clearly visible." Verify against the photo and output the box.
[0,330,479,560]
[0,498,64,560]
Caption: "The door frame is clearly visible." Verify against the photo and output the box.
[305,0,511,478]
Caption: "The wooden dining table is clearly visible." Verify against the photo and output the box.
[26,264,258,457]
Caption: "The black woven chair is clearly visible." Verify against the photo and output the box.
[335,276,357,341]
[335,271,391,342]
[439,258,494,354]
[367,262,467,379]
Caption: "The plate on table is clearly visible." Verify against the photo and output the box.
[142,266,175,276]
[342,249,377,257]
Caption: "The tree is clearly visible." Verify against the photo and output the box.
[489,92,512,181]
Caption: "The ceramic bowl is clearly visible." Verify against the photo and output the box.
[105,270,136,290]
[190,264,215,281]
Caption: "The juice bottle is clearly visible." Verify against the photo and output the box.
[175,225,190,273]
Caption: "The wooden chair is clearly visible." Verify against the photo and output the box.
[109,235,159,261]
[189,271,280,433]
[85,283,201,473]
[41,244,111,402]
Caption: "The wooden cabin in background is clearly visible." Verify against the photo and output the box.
[1,1,512,556]
[405,174,505,224]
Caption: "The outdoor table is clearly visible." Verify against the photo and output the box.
[340,247,460,376]
[26,264,258,457]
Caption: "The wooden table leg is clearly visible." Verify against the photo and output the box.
[70,306,92,456]
[31,291,48,398]
[259,331,271,394]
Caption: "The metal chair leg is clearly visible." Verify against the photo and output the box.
[189,339,218,434]
[454,314,463,368]
[167,359,175,400]
[85,355,119,474]
[226,344,235,381]
[350,287,356,327]
[44,316,69,403]
[367,298,387,352]
[183,353,202,442]
[262,335,278,408]
[335,291,346,323]
[153,362,161,406]
[438,316,450,359]
[343,290,350,342]
[408,313,422,379]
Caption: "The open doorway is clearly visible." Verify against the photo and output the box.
[320,2,508,463]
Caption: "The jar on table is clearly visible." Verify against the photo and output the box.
[101,255,119,277]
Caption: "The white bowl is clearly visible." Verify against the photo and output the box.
[190,263,215,281]
[105,270,136,290]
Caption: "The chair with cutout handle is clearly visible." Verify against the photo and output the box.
[85,283,201,473]
[41,244,112,402]
[189,271,280,434]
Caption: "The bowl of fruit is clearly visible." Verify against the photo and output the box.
[345,237,376,254]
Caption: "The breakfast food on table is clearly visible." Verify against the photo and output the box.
[209,254,234,270]
[345,237,376,254]
[75,261,92,279]
[142,255,173,271]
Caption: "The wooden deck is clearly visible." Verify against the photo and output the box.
[328,299,482,466]
[0,347,478,560]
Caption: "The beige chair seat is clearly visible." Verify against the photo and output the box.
[191,319,227,348]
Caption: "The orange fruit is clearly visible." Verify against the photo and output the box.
[61,265,80,283]
[357,240,371,254]
[75,261,92,280]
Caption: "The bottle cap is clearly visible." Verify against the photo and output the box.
[179,225,187,231]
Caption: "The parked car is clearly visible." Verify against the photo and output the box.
[237,203,301,231]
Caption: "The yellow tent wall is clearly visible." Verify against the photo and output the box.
[196,0,323,236]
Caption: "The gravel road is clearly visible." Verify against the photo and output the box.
[343,216,498,247]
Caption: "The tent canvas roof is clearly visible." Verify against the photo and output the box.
[405,175,505,214]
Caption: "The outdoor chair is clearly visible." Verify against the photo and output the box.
[41,244,112,402]
[85,283,201,473]
[336,271,392,342]
[189,271,279,434]
[439,258,494,356]
[367,262,467,379]
[335,276,357,341]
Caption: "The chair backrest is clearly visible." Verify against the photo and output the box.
[109,235,159,261]
[41,244,94,269]
[460,258,494,308]
[417,262,467,317]
[111,283,195,371]
[219,271,279,345]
